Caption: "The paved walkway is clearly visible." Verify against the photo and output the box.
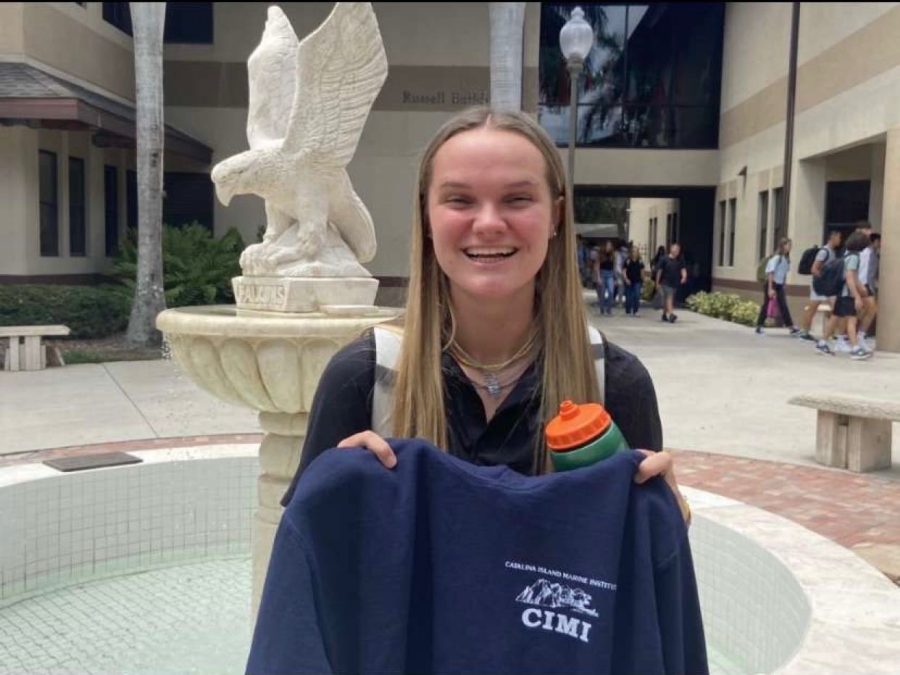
[1,301,899,579]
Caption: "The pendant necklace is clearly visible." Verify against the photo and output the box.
[448,331,540,400]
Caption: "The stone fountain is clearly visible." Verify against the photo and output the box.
[156,2,401,612]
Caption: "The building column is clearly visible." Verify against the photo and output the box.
[879,128,900,352]
[788,157,826,248]
[869,143,886,230]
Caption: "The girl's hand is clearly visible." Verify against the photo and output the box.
[633,449,691,525]
[337,430,397,468]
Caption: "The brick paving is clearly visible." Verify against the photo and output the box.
[675,448,900,581]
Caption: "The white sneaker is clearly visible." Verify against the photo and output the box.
[858,337,874,352]
[834,339,852,354]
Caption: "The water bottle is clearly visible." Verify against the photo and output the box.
[545,400,629,472]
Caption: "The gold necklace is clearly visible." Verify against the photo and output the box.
[448,331,540,399]
[448,330,539,373]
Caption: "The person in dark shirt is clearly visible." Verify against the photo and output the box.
[595,240,617,315]
[283,106,691,521]
[655,242,688,323]
[623,247,645,317]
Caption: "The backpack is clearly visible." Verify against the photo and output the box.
[812,255,846,297]
[371,325,606,437]
[797,246,820,275]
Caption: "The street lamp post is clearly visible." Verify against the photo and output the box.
[559,7,595,208]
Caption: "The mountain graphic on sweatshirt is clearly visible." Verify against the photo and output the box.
[515,578,600,617]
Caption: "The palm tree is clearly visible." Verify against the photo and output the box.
[489,3,526,112]
[127,2,167,346]
[538,5,623,142]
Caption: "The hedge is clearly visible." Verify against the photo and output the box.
[0,284,131,339]
[684,291,760,327]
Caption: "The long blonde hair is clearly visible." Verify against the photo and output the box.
[391,107,600,474]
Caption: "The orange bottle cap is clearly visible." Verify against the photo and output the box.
[545,400,612,451]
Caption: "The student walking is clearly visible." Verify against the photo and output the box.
[815,230,872,360]
[755,238,800,335]
[797,229,842,341]
[655,243,687,323]
[857,230,880,351]
[624,247,645,316]
[596,240,617,315]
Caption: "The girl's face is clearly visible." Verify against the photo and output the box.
[426,128,561,305]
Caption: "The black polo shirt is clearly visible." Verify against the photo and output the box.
[282,330,663,506]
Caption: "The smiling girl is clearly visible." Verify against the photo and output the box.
[282,107,688,519]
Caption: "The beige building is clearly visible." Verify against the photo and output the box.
[627,198,679,260]
[0,2,897,350]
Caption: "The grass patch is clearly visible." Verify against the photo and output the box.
[61,350,109,365]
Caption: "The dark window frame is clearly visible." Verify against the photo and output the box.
[727,197,736,267]
[772,187,785,247]
[717,200,726,267]
[162,171,216,232]
[823,180,870,242]
[104,165,120,257]
[538,3,725,150]
[69,157,87,257]
[39,150,59,257]
[102,2,214,44]
[758,190,769,260]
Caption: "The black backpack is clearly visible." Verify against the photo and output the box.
[797,246,820,275]
[812,255,846,297]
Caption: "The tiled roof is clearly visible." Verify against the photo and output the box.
[0,62,210,155]
[0,62,136,119]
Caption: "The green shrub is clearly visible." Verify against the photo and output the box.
[111,223,244,307]
[641,278,656,302]
[730,300,760,326]
[685,290,759,327]
[0,284,131,338]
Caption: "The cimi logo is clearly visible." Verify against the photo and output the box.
[515,578,597,643]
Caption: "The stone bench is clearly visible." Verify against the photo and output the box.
[0,325,70,371]
[788,393,899,472]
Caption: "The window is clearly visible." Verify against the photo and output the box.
[717,200,726,266]
[666,212,680,247]
[538,3,725,149]
[39,151,59,257]
[102,2,131,35]
[824,180,869,241]
[105,166,119,256]
[165,2,213,44]
[127,169,137,231]
[648,217,656,255]
[69,157,87,256]
[727,197,736,266]
[103,2,213,44]
[772,187,785,246]
[163,172,215,231]
[757,190,769,261]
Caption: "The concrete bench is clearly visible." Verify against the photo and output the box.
[788,393,899,472]
[0,325,70,371]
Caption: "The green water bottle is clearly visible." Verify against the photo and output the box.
[545,400,629,472]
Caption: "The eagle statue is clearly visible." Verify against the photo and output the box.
[211,3,387,278]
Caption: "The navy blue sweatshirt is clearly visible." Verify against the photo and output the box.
[248,441,708,675]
